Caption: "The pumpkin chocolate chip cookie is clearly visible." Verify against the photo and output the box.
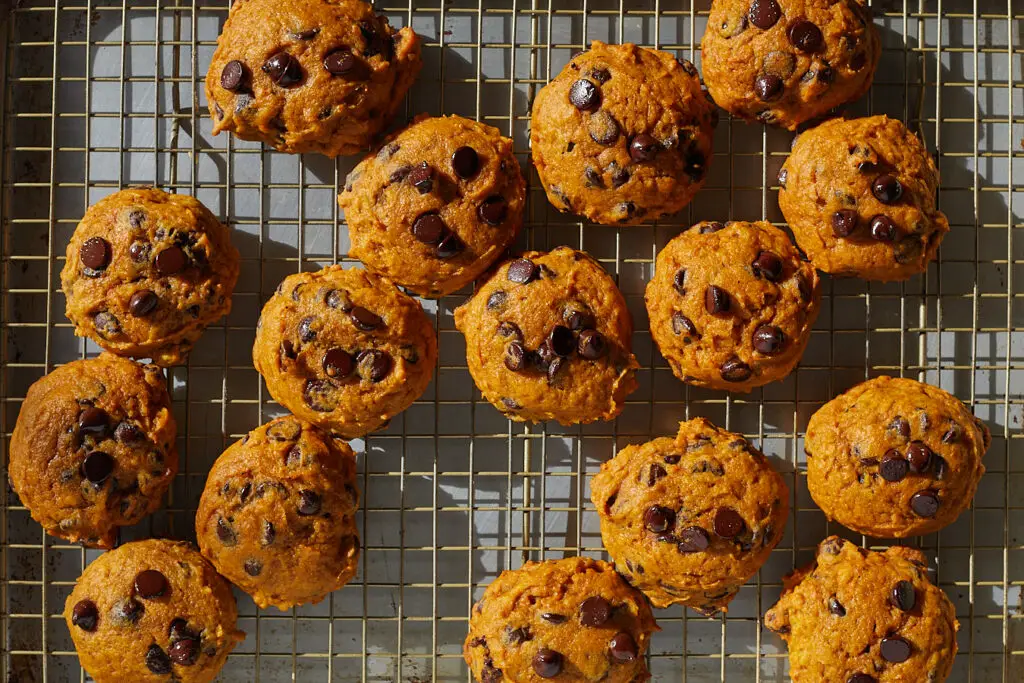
[196,416,360,610]
[454,247,639,425]
[590,418,789,614]
[65,538,244,683]
[805,375,989,538]
[779,115,949,280]
[61,187,240,367]
[253,266,437,438]
[765,535,959,682]
[646,220,821,392]
[9,354,177,548]
[530,41,716,225]
[701,0,880,129]
[339,115,526,297]
[464,557,658,683]
[206,0,421,156]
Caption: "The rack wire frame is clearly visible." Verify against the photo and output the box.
[0,0,1021,681]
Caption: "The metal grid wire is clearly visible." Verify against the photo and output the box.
[0,0,1021,681]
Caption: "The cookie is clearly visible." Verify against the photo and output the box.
[60,187,240,366]
[205,0,421,156]
[464,557,658,683]
[339,115,527,297]
[64,538,244,683]
[530,41,716,225]
[196,416,359,610]
[9,354,177,548]
[701,0,880,130]
[253,265,437,438]
[645,220,821,392]
[779,115,949,280]
[590,418,789,614]
[453,247,639,425]
[805,376,989,538]
[765,535,958,682]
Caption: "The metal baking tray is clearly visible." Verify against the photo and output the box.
[0,1,1020,681]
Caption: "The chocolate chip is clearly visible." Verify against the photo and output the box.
[532,649,563,678]
[80,237,111,270]
[323,348,354,379]
[870,215,898,242]
[629,133,658,162]
[169,638,199,666]
[579,596,611,627]
[787,19,823,52]
[892,580,916,611]
[498,321,522,339]
[610,166,630,187]
[546,326,574,357]
[699,222,725,234]
[721,358,752,383]
[748,0,781,29]
[933,456,947,480]
[261,520,276,546]
[451,146,480,179]
[588,110,620,145]
[221,60,247,90]
[832,209,858,237]
[713,507,745,538]
[93,312,121,338]
[500,397,521,410]
[873,174,903,203]
[546,356,565,382]
[608,632,638,662]
[906,441,932,473]
[478,196,508,225]
[705,285,730,314]
[577,329,606,360]
[828,596,846,616]
[297,489,321,516]
[168,618,193,641]
[412,212,445,244]
[216,518,237,546]
[646,463,668,486]
[890,416,911,438]
[879,450,909,482]
[110,596,144,624]
[754,73,784,101]
[72,600,98,631]
[389,165,412,184]
[584,166,604,189]
[564,309,595,331]
[145,645,172,674]
[357,350,392,382]
[504,341,527,371]
[298,316,317,342]
[751,324,785,354]
[910,489,940,517]
[664,454,681,464]
[155,246,186,275]
[486,291,507,310]
[677,526,710,553]
[435,232,464,259]
[752,251,783,281]
[244,558,263,577]
[350,306,383,330]
[128,290,158,317]
[795,272,813,302]
[78,407,109,436]
[280,339,297,360]
[942,424,961,443]
[847,675,876,683]
[262,51,302,86]
[134,569,167,598]
[81,451,114,484]
[589,67,611,83]
[129,241,150,262]
[644,505,675,533]
[323,49,362,78]
[507,258,537,284]
[670,270,686,296]
[326,289,352,311]
[880,635,911,663]
[568,79,600,111]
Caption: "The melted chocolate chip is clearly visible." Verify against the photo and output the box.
[832,209,858,237]
[478,196,508,225]
[325,289,352,311]
[154,246,186,275]
[880,450,909,482]
[646,463,668,486]
[78,406,110,436]
[577,329,606,360]
[350,306,383,330]
[145,645,172,674]
[754,73,784,101]
[752,251,783,281]
[787,19,823,52]
[643,505,675,533]
[673,269,686,295]
[880,635,911,663]
[752,325,785,355]
[568,79,600,110]
[892,580,916,611]
[579,596,611,627]
[80,237,111,270]
[677,526,711,553]
[748,0,782,29]
[872,174,903,204]
[942,424,961,443]
[870,214,898,242]
[486,291,507,310]
[94,311,121,338]
[705,285,730,314]
[451,146,480,179]
[713,507,745,538]
[221,60,247,90]
[262,51,302,86]
[721,358,752,383]
[890,416,911,438]
[507,258,537,284]
[128,290,158,317]
[541,612,567,624]
[564,309,595,331]
[532,648,563,678]
[323,348,354,379]
[906,441,932,473]
[134,569,167,598]
[261,520,276,546]
[504,341,527,371]
[548,326,575,357]
[629,133,659,162]
[847,675,876,683]
[169,638,199,666]
[129,241,150,262]
[828,595,846,616]
[407,162,434,194]
[357,350,392,382]
[244,558,263,576]
[435,231,464,259]
[298,489,322,516]
[608,632,638,662]
[412,212,446,245]
[323,49,362,78]
[298,316,317,342]
[81,451,114,485]
[216,518,237,546]
[910,489,940,517]
[72,600,99,631]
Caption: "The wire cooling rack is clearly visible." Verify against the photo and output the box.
[0,1,1021,681]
